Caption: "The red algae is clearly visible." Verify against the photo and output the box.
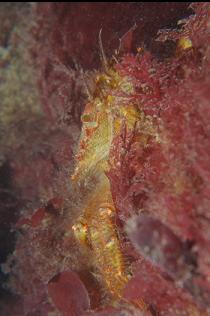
[108,2,210,314]
[48,271,90,316]
[123,260,208,316]
[16,207,46,228]
[1,3,210,316]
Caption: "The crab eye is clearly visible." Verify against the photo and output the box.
[81,112,95,123]
[81,113,98,128]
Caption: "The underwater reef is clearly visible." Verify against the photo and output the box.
[0,2,210,316]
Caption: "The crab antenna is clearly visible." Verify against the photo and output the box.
[99,28,108,71]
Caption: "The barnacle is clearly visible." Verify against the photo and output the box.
[178,36,193,50]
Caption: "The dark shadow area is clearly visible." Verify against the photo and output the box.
[0,161,22,306]
[40,2,193,70]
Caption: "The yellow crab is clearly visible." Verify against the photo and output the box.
[71,62,150,312]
